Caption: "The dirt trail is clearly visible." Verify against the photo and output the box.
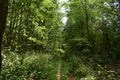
[57,58,61,80]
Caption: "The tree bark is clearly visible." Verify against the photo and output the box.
[0,0,9,72]
[7,0,15,47]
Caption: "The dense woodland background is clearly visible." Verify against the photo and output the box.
[0,0,120,80]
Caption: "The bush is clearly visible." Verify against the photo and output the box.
[23,54,52,79]
[1,50,54,80]
[62,55,94,79]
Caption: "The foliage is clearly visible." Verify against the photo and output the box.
[62,0,120,79]
[1,50,57,80]
[1,0,120,79]
[62,55,94,79]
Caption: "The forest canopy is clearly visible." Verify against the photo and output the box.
[0,0,120,80]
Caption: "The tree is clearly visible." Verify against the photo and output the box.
[0,0,9,72]
[63,0,120,63]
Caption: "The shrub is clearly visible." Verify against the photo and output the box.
[62,55,94,79]
[1,50,54,80]
[23,54,52,79]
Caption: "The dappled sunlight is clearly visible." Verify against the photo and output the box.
[0,0,120,79]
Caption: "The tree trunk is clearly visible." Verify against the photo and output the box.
[7,0,15,47]
[0,0,9,72]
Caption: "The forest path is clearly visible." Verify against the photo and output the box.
[57,58,76,80]
[57,58,61,80]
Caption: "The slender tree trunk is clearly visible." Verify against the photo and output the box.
[84,0,89,39]
[8,0,15,47]
[18,9,23,46]
[0,0,9,72]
